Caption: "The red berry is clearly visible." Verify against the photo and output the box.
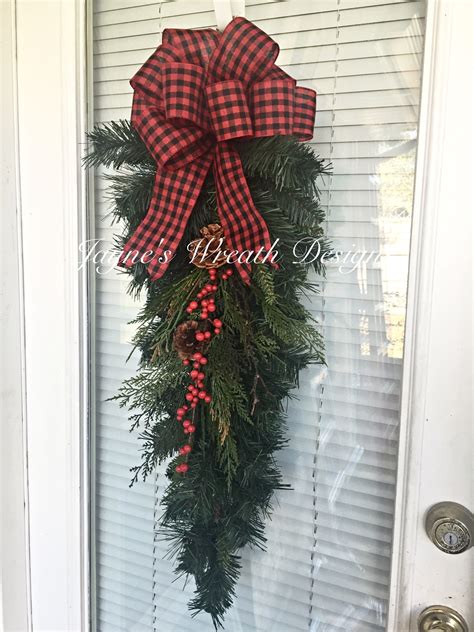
[183,420,191,428]
[201,299,208,307]
[177,408,185,416]
[187,424,196,433]
[205,284,213,292]
[192,397,198,403]
[200,312,208,320]
[207,304,216,313]
[183,428,189,434]
[192,388,198,396]
[183,444,192,454]
[226,268,233,276]
[213,319,222,328]
[185,393,193,402]
[193,362,200,369]
[212,285,218,291]
[214,328,221,335]
[204,331,211,340]
[197,372,205,380]
[175,465,182,473]
[193,352,202,360]
[183,404,188,410]
[183,359,190,366]
[187,385,194,392]
[190,369,199,379]
[204,395,211,404]
[180,463,189,473]
[195,332,205,342]
[200,357,208,365]
[186,307,192,313]
[197,381,204,389]
[198,391,206,399]
[190,402,197,408]
[189,301,198,310]
[179,447,186,455]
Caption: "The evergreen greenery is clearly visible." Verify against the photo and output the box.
[86,121,330,628]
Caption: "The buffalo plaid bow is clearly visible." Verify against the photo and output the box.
[120,17,316,283]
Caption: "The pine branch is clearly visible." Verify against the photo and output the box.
[84,120,153,169]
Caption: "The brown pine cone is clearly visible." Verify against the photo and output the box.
[173,320,205,360]
[188,223,227,269]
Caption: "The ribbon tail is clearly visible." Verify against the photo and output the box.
[214,143,276,285]
[119,153,213,280]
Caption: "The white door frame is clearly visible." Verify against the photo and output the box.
[3,0,89,630]
[388,0,473,628]
[2,0,471,630]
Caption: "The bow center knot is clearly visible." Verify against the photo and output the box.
[162,62,208,129]
[162,63,253,142]
[206,80,253,142]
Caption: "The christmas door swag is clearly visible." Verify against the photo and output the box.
[87,16,329,629]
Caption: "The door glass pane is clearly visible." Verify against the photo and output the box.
[90,1,426,630]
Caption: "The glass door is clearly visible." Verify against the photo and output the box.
[90,1,426,630]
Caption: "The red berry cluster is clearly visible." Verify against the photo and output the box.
[175,267,233,475]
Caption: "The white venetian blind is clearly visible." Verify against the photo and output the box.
[91,1,425,630]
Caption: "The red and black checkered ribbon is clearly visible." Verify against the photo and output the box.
[120,17,316,283]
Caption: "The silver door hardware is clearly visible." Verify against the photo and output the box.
[425,502,473,554]
[418,605,468,632]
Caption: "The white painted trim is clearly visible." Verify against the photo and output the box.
[85,0,98,630]
[14,0,89,630]
[387,0,473,629]
[1,0,30,628]
[79,0,92,629]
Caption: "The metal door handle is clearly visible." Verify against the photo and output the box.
[418,606,468,632]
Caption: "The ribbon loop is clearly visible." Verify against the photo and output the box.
[208,17,279,84]
[131,94,211,170]
[293,87,317,140]
[162,28,219,67]
[162,62,207,129]
[206,80,253,141]
[250,79,295,137]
